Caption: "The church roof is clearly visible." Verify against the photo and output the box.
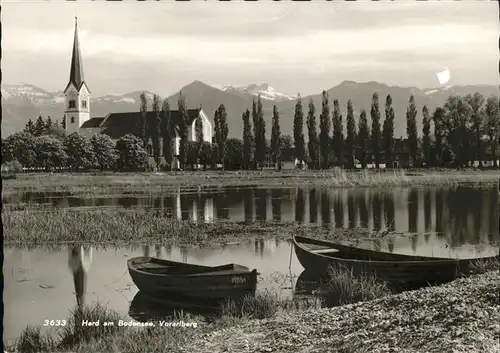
[80,117,105,128]
[100,109,202,139]
[65,17,89,93]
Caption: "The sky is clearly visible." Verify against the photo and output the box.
[2,1,499,97]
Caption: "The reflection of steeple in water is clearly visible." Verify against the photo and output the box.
[68,245,92,307]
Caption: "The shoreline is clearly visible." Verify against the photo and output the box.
[3,170,499,195]
[7,271,499,353]
[185,271,500,353]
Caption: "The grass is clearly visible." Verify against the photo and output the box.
[10,266,500,353]
[3,169,499,195]
[469,256,500,275]
[319,264,392,307]
[9,292,321,353]
[9,301,202,353]
[3,208,412,246]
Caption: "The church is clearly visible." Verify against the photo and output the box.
[63,18,213,167]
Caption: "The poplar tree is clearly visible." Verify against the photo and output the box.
[161,99,174,170]
[432,107,445,166]
[345,99,357,169]
[307,98,319,169]
[271,105,282,170]
[406,95,419,167]
[214,104,229,170]
[466,93,485,165]
[332,98,344,167]
[370,93,382,168]
[242,109,253,170]
[139,92,148,147]
[255,95,267,169]
[293,94,306,167]
[382,94,395,168]
[422,105,431,166]
[319,90,331,169]
[195,113,204,165]
[357,109,370,169]
[152,94,162,167]
[177,93,188,170]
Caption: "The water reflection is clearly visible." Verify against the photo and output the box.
[67,245,92,307]
[4,186,498,247]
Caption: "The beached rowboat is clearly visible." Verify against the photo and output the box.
[293,236,499,289]
[128,257,258,301]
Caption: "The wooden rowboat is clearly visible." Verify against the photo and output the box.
[293,236,499,290]
[127,257,258,302]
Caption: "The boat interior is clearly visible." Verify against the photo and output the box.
[301,240,433,262]
[132,259,251,275]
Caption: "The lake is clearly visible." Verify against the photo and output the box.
[3,184,499,344]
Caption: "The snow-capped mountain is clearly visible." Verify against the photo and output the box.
[218,83,295,101]
[1,84,156,106]
[1,84,65,106]
[2,81,498,139]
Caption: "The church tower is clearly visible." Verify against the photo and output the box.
[64,17,90,134]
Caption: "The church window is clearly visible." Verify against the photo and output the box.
[70,117,75,124]
[82,100,87,108]
[69,100,76,109]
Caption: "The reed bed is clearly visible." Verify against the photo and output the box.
[319,264,392,307]
[3,208,412,246]
[3,169,498,195]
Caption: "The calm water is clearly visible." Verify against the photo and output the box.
[3,185,499,344]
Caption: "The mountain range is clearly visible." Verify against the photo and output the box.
[2,81,498,139]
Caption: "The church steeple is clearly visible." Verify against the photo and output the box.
[68,17,86,91]
[64,16,91,134]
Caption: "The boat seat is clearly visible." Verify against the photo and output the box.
[310,249,339,254]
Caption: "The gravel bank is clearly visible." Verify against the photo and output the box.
[190,271,500,353]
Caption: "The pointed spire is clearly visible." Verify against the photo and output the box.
[69,16,85,90]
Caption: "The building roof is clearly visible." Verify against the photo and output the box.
[99,109,202,139]
[80,117,105,128]
[65,17,89,93]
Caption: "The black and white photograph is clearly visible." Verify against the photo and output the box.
[2,1,499,352]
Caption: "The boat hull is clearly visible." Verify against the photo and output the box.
[128,257,258,302]
[293,236,499,290]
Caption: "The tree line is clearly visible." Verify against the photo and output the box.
[2,91,499,172]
